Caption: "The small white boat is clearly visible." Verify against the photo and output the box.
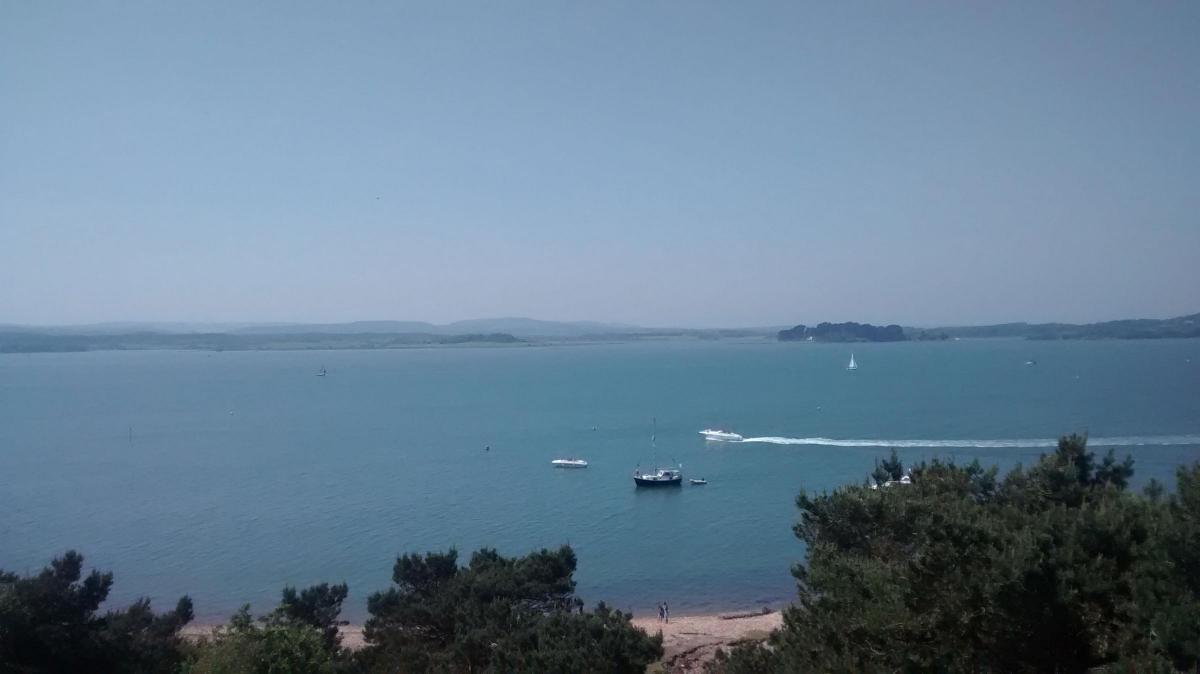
[316,365,327,377]
[551,458,588,468]
[846,354,857,371]
[700,429,743,442]
[689,478,708,485]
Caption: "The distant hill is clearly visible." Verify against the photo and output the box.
[231,318,640,338]
[232,321,439,335]
[779,322,907,342]
[920,312,1200,340]
[440,317,641,338]
[0,318,644,340]
[0,316,786,353]
[0,331,521,353]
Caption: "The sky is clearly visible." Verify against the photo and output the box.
[2,2,1198,328]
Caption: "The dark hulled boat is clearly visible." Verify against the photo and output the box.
[634,466,683,487]
[634,418,682,486]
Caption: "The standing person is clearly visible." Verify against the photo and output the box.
[664,601,670,623]
[657,602,664,623]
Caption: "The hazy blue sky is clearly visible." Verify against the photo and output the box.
[2,2,1198,327]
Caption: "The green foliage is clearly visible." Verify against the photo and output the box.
[871,448,905,483]
[705,642,781,674]
[716,434,1200,673]
[271,583,349,651]
[360,545,661,673]
[184,606,338,674]
[0,550,193,673]
[186,581,353,674]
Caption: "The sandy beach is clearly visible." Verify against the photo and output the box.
[631,611,782,673]
[183,609,782,671]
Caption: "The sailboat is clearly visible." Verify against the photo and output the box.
[846,354,858,371]
[316,366,327,377]
[634,417,682,487]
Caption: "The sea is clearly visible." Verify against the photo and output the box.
[2,339,1198,622]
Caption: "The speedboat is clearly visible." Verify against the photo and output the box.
[689,478,708,485]
[551,458,588,468]
[634,465,682,487]
[700,429,743,442]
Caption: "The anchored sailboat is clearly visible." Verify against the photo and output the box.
[634,417,682,487]
[846,354,858,371]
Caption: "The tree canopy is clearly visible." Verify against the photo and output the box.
[183,605,341,674]
[712,434,1200,673]
[0,551,193,673]
[360,545,661,673]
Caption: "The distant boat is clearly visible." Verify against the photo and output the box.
[689,478,708,485]
[634,465,683,487]
[700,429,743,442]
[1025,360,1037,366]
[317,366,327,377]
[551,458,588,468]
[846,354,858,371]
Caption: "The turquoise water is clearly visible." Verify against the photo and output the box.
[2,339,1198,621]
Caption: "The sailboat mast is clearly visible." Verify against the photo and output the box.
[652,417,658,469]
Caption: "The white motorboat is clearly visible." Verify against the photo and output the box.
[700,429,743,442]
[689,478,708,485]
[551,458,588,468]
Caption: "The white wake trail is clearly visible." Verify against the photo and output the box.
[737,435,1200,449]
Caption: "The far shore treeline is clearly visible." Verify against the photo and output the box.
[3,435,1198,673]
[778,312,1200,342]
[778,321,907,342]
[2,312,1197,353]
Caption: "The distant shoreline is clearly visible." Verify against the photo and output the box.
[4,330,1200,355]
[4,311,1196,353]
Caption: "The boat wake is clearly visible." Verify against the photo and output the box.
[738,434,1200,449]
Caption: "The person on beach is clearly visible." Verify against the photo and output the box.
[657,603,664,623]
[664,601,670,623]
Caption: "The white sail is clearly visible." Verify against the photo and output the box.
[847,354,857,370]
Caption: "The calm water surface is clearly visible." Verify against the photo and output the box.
[2,339,1198,621]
